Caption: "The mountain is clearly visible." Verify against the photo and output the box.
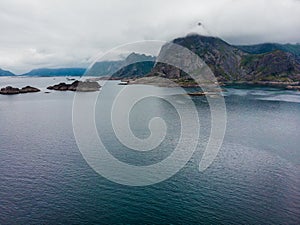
[123,52,156,65]
[84,61,123,76]
[112,53,156,78]
[236,43,300,57]
[0,68,15,76]
[150,35,246,81]
[15,39,300,84]
[22,68,86,76]
[21,52,155,77]
[85,52,156,77]
[240,50,300,81]
[148,34,300,83]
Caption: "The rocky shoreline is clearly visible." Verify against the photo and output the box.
[223,81,300,91]
[0,80,101,95]
[127,77,300,91]
[0,78,299,95]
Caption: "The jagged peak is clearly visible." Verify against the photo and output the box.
[173,33,230,47]
[125,52,156,64]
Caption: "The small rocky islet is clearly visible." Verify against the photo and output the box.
[0,80,101,95]
[0,86,40,95]
[47,80,100,92]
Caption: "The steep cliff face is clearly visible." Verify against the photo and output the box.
[149,34,300,82]
[150,35,246,81]
[174,35,246,80]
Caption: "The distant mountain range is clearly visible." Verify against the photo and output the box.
[1,36,300,85]
[0,68,15,76]
[5,52,156,77]
[85,52,156,77]
[235,43,300,57]
[22,68,86,77]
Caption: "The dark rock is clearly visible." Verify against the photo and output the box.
[20,86,40,93]
[0,86,20,95]
[68,80,101,92]
[0,86,40,95]
[47,80,101,92]
[47,82,69,91]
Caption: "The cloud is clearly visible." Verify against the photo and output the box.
[0,0,299,74]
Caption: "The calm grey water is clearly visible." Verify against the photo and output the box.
[0,77,299,224]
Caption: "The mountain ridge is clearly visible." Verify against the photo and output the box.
[235,43,300,57]
[0,68,15,76]
[1,36,300,85]
[22,68,86,77]
[85,52,156,77]
[147,34,300,83]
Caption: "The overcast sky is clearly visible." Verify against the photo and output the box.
[0,0,300,74]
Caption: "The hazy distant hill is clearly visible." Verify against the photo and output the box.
[84,60,122,76]
[22,68,86,76]
[0,68,15,76]
[85,52,156,77]
[21,52,156,77]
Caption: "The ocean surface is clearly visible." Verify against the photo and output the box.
[0,77,299,224]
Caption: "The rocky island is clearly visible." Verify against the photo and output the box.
[0,86,40,95]
[0,80,101,95]
[47,80,101,92]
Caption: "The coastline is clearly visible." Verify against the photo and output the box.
[126,77,300,91]
[0,76,299,96]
